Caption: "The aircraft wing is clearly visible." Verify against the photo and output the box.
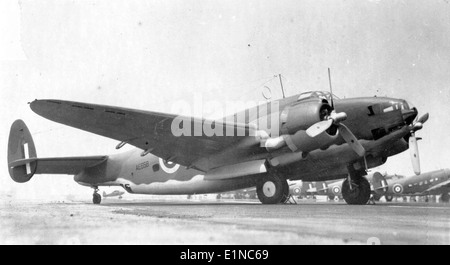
[424,179,450,193]
[30,100,260,172]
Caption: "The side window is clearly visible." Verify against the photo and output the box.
[152,164,160,172]
[367,104,382,116]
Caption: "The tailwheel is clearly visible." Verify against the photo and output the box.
[92,188,101,204]
[341,177,371,205]
[256,172,288,204]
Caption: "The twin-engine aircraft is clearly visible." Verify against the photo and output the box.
[8,88,428,205]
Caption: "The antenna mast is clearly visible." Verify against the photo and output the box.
[327,68,334,109]
[279,74,286,99]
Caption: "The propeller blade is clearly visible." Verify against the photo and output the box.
[409,133,421,175]
[306,119,333,138]
[417,113,429,124]
[338,123,366,157]
[328,68,334,109]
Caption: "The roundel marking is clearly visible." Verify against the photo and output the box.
[332,186,341,195]
[294,188,301,195]
[158,158,180,174]
[393,184,403,194]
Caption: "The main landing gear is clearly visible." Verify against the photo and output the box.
[256,172,289,204]
[341,167,371,205]
[92,187,101,204]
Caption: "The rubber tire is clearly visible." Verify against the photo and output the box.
[385,195,394,202]
[441,193,450,203]
[342,177,371,205]
[328,195,335,201]
[256,173,288,204]
[93,193,101,204]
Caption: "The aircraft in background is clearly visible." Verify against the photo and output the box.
[380,169,450,202]
[288,180,328,198]
[318,173,401,201]
[102,190,125,200]
[7,79,428,205]
[321,169,450,203]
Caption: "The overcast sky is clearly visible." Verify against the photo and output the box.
[1,0,450,200]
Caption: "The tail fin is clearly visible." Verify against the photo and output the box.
[372,172,388,195]
[8,120,38,183]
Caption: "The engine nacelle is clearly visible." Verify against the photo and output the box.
[280,99,332,135]
[284,129,339,153]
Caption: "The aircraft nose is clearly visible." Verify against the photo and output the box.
[402,105,418,125]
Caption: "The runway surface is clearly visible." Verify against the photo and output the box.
[1,198,449,245]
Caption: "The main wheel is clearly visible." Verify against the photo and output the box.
[256,173,288,204]
[93,193,101,204]
[341,177,371,205]
[441,193,450,203]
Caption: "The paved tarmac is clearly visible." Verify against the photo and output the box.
[1,198,449,245]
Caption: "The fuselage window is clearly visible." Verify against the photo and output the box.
[152,164,160,172]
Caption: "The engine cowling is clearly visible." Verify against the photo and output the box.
[280,99,332,135]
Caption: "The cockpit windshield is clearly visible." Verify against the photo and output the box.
[297,91,340,103]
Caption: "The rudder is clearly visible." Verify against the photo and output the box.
[7,120,37,183]
[372,172,388,195]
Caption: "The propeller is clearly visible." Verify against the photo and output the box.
[408,113,429,175]
[306,68,366,157]
[306,111,366,157]
[409,133,420,175]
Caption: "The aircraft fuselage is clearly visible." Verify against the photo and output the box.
[74,94,414,195]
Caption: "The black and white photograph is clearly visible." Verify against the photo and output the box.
[1,0,450,247]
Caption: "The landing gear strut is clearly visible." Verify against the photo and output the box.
[92,187,101,204]
[342,167,371,205]
[256,172,289,204]
[281,181,290,204]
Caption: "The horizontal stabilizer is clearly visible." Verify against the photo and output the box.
[9,156,107,175]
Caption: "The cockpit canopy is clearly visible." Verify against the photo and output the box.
[297,91,340,103]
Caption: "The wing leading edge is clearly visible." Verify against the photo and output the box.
[30,99,262,172]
